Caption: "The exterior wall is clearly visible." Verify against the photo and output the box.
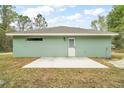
[13,36,112,58]
[75,36,112,58]
[13,36,68,57]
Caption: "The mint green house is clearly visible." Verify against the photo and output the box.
[6,26,118,58]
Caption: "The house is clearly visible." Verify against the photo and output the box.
[6,26,118,58]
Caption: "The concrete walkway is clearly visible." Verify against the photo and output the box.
[109,58,124,69]
[23,57,108,68]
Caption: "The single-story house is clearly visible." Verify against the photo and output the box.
[6,26,118,58]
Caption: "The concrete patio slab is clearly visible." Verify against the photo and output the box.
[23,57,108,68]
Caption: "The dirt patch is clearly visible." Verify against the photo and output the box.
[1,53,124,88]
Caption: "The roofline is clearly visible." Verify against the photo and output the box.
[6,33,118,36]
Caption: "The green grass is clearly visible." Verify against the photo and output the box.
[0,53,124,88]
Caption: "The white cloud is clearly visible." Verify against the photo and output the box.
[83,8,105,16]
[69,5,77,8]
[86,16,91,19]
[22,6,54,18]
[59,8,66,11]
[19,6,100,28]
[21,5,77,19]
[47,16,65,25]
[66,13,82,20]
[51,5,65,8]
[48,17,59,24]
[47,13,86,28]
[51,5,76,12]
[52,5,76,8]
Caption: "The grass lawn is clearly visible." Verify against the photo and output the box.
[0,53,124,88]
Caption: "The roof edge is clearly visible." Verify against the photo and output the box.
[6,33,118,36]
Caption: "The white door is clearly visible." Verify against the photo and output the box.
[68,38,75,56]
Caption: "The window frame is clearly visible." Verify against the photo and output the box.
[26,37,43,41]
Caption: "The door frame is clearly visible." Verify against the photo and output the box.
[68,37,75,56]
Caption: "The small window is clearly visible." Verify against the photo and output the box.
[27,38,43,41]
[69,39,75,48]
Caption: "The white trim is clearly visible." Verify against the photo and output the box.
[6,33,118,36]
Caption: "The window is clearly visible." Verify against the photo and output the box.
[69,39,75,48]
[26,38,43,41]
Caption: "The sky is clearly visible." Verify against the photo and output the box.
[15,5,112,29]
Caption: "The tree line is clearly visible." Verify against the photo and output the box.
[0,5,124,52]
[91,5,124,48]
[0,5,48,52]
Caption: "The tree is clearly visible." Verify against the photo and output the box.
[15,15,33,31]
[91,20,98,31]
[0,5,17,31]
[107,5,124,48]
[34,14,48,29]
[107,6,124,32]
[0,5,16,52]
[91,15,107,31]
[98,16,107,32]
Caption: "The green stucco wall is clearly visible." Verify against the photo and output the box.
[13,36,68,57]
[75,36,111,58]
[13,36,112,58]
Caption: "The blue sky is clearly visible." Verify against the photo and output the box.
[15,5,112,28]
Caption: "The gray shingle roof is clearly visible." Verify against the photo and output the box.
[6,26,118,36]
